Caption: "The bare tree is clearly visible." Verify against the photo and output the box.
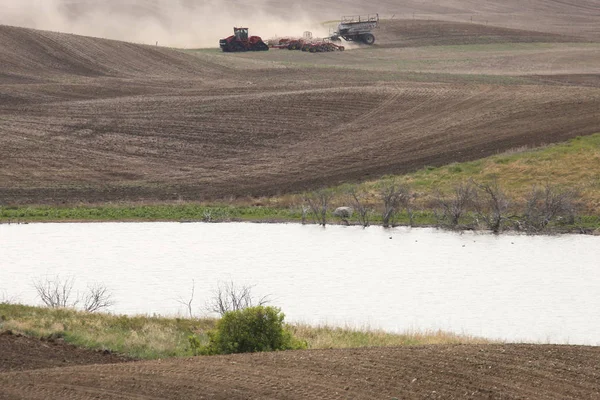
[33,276,77,308]
[472,180,512,233]
[521,183,578,232]
[206,281,270,316]
[304,189,333,226]
[176,279,196,318]
[347,187,371,227]
[82,283,115,313]
[435,181,476,228]
[379,180,412,227]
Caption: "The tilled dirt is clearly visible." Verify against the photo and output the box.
[1,10,599,205]
[1,335,599,399]
[0,331,131,373]
[375,19,588,48]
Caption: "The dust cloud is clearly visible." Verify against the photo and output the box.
[1,0,332,48]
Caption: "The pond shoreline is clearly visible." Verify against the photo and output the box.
[1,215,599,236]
[2,221,599,345]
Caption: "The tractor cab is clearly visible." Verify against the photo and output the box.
[234,28,249,41]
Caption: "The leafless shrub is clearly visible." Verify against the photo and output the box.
[379,180,412,227]
[202,208,230,223]
[206,281,270,316]
[520,184,578,232]
[82,283,115,313]
[435,181,476,228]
[304,189,333,226]
[33,276,77,308]
[202,210,213,222]
[0,290,17,305]
[472,180,512,233]
[176,279,196,318]
[33,276,114,312]
[347,187,371,227]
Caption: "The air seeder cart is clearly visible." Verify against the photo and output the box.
[329,13,379,45]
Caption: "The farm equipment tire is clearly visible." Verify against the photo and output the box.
[252,42,269,51]
[230,41,246,52]
[361,33,375,45]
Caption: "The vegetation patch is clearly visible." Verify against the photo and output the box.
[192,306,306,355]
[0,204,301,223]
[1,134,598,232]
[400,133,600,212]
[0,304,491,360]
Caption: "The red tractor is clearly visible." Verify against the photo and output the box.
[219,27,269,52]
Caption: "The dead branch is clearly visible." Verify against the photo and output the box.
[176,279,196,318]
[206,281,270,316]
[33,276,77,308]
[435,181,476,228]
[472,179,512,233]
[347,187,371,227]
[304,189,333,226]
[379,180,412,227]
[82,283,115,313]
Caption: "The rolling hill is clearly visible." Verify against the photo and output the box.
[0,2,599,204]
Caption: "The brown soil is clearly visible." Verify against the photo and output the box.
[1,335,599,399]
[0,331,131,373]
[376,19,588,48]
[1,4,599,205]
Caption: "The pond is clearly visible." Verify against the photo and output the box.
[1,222,599,345]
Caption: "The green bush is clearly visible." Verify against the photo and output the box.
[198,306,306,355]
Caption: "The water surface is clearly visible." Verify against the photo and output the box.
[1,222,598,345]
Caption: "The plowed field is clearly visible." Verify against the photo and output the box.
[1,14,599,204]
[1,332,600,399]
[2,2,600,397]
[0,331,131,372]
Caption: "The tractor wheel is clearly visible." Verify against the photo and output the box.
[361,33,375,45]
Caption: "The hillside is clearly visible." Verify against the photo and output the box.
[376,19,588,48]
[3,0,600,45]
[0,11,599,204]
[1,337,599,399]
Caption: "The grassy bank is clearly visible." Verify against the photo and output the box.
[0,304,491,359]
[0,203,302,224]
[1,134,599,228]
[396,133,600,212]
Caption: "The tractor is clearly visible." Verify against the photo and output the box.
[219,27,269,52]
